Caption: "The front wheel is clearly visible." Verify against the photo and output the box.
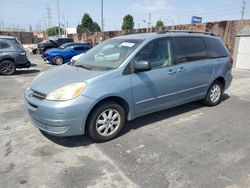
[203,81,223,106]
[53,56,64,65]
[87,102,125,142]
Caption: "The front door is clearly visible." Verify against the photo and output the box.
[131,38,179,116]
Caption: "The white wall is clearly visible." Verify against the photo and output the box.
[235,36,250,70]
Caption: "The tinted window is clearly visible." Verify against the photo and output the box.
[0,41,11,49]
[173,37,207,63]
[133,38,172,69]
[205,38,228,58]
[74,46,85,51]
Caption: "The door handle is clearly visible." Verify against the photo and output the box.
[168,69,176,75]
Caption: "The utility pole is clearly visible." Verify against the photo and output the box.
[46,4,52,28]
[57,0,61,37]
[101,0,104,32]
[148,13,152,28]
[240,0,247,30]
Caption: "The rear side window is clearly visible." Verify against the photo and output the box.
[173,37,207,63]
[74,46,85,51]
[0,41,11,49]
[205,38,228,58]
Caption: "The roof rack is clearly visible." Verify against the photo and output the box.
[157,30,216,36]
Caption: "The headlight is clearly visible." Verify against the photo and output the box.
[20,51,26,55]
[46,83,87,101]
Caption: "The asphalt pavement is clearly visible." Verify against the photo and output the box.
[0,55,249,188]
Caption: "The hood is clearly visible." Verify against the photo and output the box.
[31,64,102,94]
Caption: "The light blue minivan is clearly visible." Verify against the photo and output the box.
[25,31,233,142]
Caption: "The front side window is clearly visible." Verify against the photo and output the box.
[173,37,207,63]
[75,39,143,70]
[133,38,172,69]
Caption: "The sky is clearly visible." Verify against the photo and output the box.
[0,0,249,32]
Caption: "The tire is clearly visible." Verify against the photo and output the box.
[0,60,16,75]
[87,102,125,142]
[53,56,64,65]
[203,81,223,106]
[32,48,38,54]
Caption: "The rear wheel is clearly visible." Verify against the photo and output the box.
[203,81,223,106]
[0,60,16,75]
[53,56,64,65]
[87,102,125,142]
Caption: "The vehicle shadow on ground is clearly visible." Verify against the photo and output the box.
[15,69,40,75]
[121,94,230,136]
[42,93,230,147]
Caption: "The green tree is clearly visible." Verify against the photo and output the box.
[122,14,134,30]
[156,20,164,28]
[77,13,101,33]
[92,22,101,32]
[46,27,63,36]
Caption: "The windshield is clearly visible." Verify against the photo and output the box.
[74,38,143,70]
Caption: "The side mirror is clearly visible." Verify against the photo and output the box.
[134,61,151,72]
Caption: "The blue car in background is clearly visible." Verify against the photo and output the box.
[43,43,92,65]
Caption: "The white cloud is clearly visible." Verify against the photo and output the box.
[129,0,173,26]
[131,0,172,13]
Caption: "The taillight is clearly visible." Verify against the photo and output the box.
[230,56,233,65]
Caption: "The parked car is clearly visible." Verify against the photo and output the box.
[43,43,92,65]
[24,31,233,142]
[41,42,90,59]
[37,38,74,54]
[0,39,31,75]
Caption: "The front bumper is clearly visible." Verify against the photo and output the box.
[24,88,96,136]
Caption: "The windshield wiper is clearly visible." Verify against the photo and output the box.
[74,64,91,70]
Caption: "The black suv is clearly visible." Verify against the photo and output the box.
[37,38,74,53]
[0,39,31,75]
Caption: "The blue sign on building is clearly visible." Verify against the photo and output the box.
[191,16,202,24]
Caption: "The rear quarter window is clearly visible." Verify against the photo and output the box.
[205,38,228,58]
[173,37,208,63]
[0,41,11,49]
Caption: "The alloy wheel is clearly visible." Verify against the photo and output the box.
[210,84,221,103]
[0,61,15,75]
[96,109,121,137]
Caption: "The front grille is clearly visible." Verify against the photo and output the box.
[32,90,46,100]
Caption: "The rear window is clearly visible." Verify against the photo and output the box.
[173,37,207,63]
[205,38,228,58]
[0,41,11,49]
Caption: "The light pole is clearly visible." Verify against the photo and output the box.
[101,0,104,32]
[57,0,61,37]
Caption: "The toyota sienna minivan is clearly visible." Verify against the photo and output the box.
[24,31,233,142]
